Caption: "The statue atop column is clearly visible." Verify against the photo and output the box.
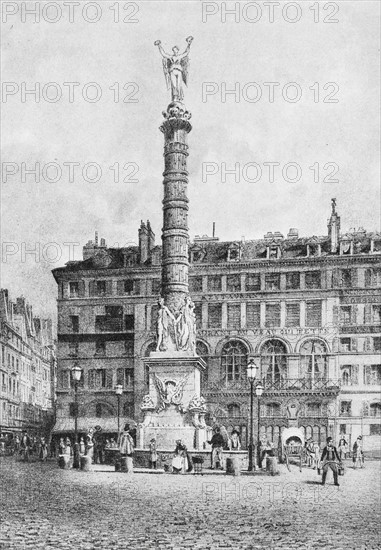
[156,296,196,354]
[154,36,194,102]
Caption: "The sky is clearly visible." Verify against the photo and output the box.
[1,0,380,320]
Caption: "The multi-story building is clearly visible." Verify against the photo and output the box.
[0,290,56,436]
[51,202,381,454]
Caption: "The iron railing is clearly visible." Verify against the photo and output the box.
[204,377,340,392]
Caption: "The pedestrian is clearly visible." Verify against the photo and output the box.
[119,424,134,473]
[14,435,20,454]
[149,438,158,469]
[260,440,275,469]
[320,437,341,486]
[228,430,241,451]
[172,440,192,474]
[79,437,86,456]
[208,427,225,470]
[20,431,31,462]
[39,437,48,462]
[311,440,320,470]
[86,430,94,462]
[65,437,72,456]
[58,437,65,455]
[338,436,348,460]
[352,436,364,469]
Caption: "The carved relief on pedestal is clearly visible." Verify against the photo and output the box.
[188,395,207,428]
[153,373,188,412]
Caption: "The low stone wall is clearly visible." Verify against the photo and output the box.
[133,449,248,471]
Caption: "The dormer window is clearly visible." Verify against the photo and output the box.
[190,245,206,263]
[340,240,353,255]
[267,243,281,259]
[227,244,240,262]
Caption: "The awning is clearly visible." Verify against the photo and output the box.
[52,417,122,433]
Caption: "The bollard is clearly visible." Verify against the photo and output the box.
[226,457,241,476]
[80,455,92,472]
[266,456,279,476]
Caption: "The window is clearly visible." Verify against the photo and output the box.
[226,275,241,292]
[266,403,281,417]
[340,401,352,416]
[365,268,381,287]
[265,303,281,327]
[69,282,79,297]
[124,340,134,356]
[227,404,240,417]
[96,280,107,296]
[151,305,159,331]
[305,272,321,289]
[123,401,134,418]
[208,304,222,328]
[370,424,381,435]
[261,340,287,386]
[372,305,381,324]
[116,368,134,388]
[95,403,102,418]
[286,272,300,290]
[340,306,352,325]
[221,341,248,383]
[340,338,351,352]
[300,340,327,380]
[265,274,280,291]
[68,342,79,357]
[124,280,134,294]
[208,276,221,292]
[124,315,134,330]
[306,402,321,416]
[69,402,78,417]
[341,365,358,386]
[227,304,241,329]
[285,303,300,327]
[246,303,260,328]
[364,365,381,385]
[88,369,112,389]
[194,303,202,330]
[246,274,260,291]
[95,341,106,355]
[306,301,322,327]
[189,277,202,293]
[370,403,381,417]
[373,337,381,352]
[69,316,79,333]
[340,269,352,288]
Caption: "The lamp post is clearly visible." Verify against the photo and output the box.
[115,384,123,435]
[247,358,258,471]
[71,365,82,468]
[255,382,264,469]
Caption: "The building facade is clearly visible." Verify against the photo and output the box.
[52,203,381,453]
[0,290,56,436]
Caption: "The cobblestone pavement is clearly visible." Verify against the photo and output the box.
[0,457,380,550]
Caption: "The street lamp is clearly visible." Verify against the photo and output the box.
[247,358,258,471]
[115,384,123,434]
[255,382,264,469]
[71,364,82,468]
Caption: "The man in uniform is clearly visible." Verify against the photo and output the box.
[320,436,341,486]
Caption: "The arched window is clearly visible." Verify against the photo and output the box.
[300,340,327,383]
[227,403,240,418]
[221,341,248,384]
[261,340,287,388]
[370,403,381,417]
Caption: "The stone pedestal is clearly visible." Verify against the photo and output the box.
[139,352,206,450]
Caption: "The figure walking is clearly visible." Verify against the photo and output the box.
[320,437,341,486]
[352,436,364,469]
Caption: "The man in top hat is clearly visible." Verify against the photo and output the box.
[320,437,341,486]
[352,435,364,469]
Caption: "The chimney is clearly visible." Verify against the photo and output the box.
[147,220,155,254]
[327,198,340,253]
[95,231,99,246]
[139,221,149,264]
[287,228,299,239]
